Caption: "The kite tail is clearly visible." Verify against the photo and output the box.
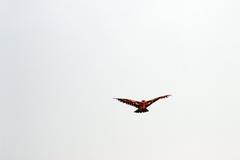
[134,109,149,113]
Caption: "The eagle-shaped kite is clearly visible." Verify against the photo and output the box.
[114,95,171,113]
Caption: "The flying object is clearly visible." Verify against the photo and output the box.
[114,95,171,113]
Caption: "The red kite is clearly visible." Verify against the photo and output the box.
[114,95,171,113]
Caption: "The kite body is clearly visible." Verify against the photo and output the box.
[114,95,171,113]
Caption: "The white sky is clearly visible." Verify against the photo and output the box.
[1,0,240,159]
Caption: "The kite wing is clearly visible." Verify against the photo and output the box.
[114,98,142,108]
[146,95,171,107]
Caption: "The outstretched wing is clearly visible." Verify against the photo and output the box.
[146,95,171,107]
[114,98,142,108]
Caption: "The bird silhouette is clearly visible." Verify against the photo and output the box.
[114,95,171,113]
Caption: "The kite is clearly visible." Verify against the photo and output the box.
[114,95,171,113]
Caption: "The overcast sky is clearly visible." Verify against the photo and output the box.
[1,0,240,159]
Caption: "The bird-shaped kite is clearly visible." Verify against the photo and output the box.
[114,95,171,113]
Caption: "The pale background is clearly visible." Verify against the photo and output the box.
[1,0,240,159]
